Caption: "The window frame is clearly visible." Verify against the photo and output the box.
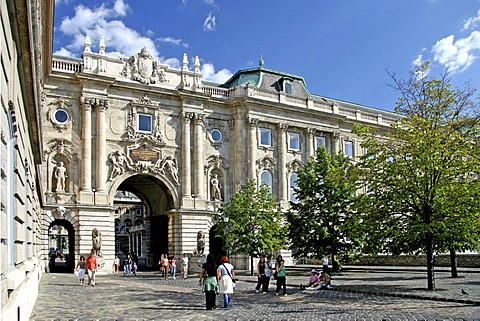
[343,139,354,158]
[315,136,326,150]
[288,132,300,151]
[289,172,299,203]
[260,170,273,193]
[137,113,153,133]
[259,127,272,147]
[210,128,223,143]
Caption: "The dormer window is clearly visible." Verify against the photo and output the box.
[281,77,293,94]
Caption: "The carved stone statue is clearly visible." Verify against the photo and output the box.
[159,155,179,184]
[194,231,205,256]
[210,174,222,201]
[109,150,133,180]
[91,228,102,257]
[54,161,67,192]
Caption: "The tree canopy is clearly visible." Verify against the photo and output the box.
[353,62,480,290]
[286,145,359,269]
[216,179,289,260]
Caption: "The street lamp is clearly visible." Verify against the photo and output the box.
[224,215,229,258]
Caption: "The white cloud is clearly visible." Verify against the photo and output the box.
[157,37,188,48]
[432,31,480,72]
[162,58,181,69]
[201,63,232,83]
[53,47,74,57]
[56,0,160,59]
[462,9,480,31]
[203,12,217,31]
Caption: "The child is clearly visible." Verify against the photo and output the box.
[131,261,137,275]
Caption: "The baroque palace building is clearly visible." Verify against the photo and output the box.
[1,0,400,320]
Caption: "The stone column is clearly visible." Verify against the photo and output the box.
[193,113,205,200]
[306,128,315,158]
[95,99,108,192]
[278,123,288,202]
[333,131,340,154]
[181,112,193,198]
[80,97,92,191]
[247,118,258,181]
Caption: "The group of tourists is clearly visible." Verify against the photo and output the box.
[121,254,138,276]
[254,255,287,296]
[159,253,189,279]
[73,251,330,310]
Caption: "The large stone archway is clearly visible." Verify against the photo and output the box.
[109,173,178,268]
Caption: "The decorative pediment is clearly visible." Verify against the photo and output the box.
[286,158,304,173]
[256,156,276,173]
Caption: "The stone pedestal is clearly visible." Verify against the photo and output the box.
[95,256,108,275]
[189,255,206,275]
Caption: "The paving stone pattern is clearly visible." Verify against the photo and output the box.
[30,268,480,321]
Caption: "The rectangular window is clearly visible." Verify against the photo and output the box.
[284,82,292,94]
[137,114,152,133]
[315,136,326,150]
[343,140,354,157]
[259,128,272,147]
[288,132,300,151]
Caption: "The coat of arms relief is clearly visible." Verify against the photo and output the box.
[122,47,168,85]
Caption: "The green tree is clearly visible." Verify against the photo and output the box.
[286,145,360,271]
[353,62,480,290]
[216,179,289,275]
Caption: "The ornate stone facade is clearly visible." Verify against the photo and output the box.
[1,3,401,319]
[42,40,399,276]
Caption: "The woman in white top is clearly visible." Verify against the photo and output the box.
[217,256,235,308]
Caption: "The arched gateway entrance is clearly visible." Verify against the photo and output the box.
[112,173,175,268]
[48,219,75,273]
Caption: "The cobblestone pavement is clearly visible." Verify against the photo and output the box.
[30,268,480,321]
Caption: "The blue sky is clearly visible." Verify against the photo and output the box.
[53,0,480,112]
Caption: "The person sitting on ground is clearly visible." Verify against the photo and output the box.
[301,269,319,290]
[307,271,331,290]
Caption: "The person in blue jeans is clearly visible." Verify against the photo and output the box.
[123,255,131,276]
[275,259,287,296]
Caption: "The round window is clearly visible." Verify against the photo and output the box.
[54,109,69,124]
[211,129,222,142]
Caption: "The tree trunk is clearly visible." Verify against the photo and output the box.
[450,249,458,278]
[426,237,435,290]
[250,253,254,276]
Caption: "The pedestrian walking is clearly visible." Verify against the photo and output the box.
[198,253,218,310]
[275,259,287,296]
[218,256,235,308]
[323,255,329,274]
[86,251,97,286]
[263,256,273,293]
[131,261,137,275]
[160,254,169,279]
[255,256,266,293]
[113,255,120,274]
[123,254,132,276]
[181,253,189,279]
[170,256,177,279]
[76,255,86,286]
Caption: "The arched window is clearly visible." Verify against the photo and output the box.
[260,170,273,193]
[289,173,299,202]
